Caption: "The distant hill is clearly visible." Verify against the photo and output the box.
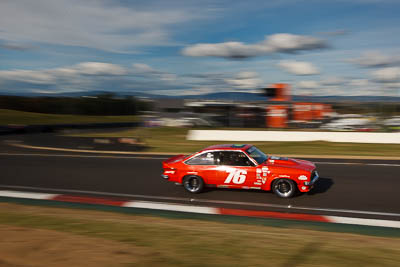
[2,90,400,102]
[150,92,400,102]
[290,95,400,103]
[174,92,267,101]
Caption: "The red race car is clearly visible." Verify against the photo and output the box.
[162,144,319,198]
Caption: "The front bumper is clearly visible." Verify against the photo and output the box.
[161,174,169,179]
[304,171,319,186]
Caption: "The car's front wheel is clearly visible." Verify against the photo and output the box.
[183,175,204,193]
[272,178,296,198]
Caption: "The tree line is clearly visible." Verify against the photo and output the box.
[0,94,153,115]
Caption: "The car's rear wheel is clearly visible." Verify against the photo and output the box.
[183,175,204,193]
[272,178,296,198]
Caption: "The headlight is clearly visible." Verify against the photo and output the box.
[298,175,308,181]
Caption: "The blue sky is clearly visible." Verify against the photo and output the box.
[1,0,400,96]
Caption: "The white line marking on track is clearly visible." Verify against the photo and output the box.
[0,184,191,201]
[0,153,168,160]
[193,199,400,217]
[1,184,399,218]
[124,201,218,214]
[289,206,400,217]
[327,216,400,228]
[1,153,400,166]
[369,163,400,167]
[10,143,176,156]
[0,190,58,200]
[313,162,359,165]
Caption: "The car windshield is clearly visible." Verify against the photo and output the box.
[246,146,268,165]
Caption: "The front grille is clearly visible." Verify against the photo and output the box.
[311,171,317,180]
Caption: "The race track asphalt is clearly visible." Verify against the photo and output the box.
[1,134,400,221]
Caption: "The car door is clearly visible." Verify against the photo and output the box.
[214,151,258,189]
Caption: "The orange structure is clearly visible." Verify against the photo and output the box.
[292,103,331,121]
[292,102,313,121]
[264,83,333,127]
[265,83,291,102]
[311,103,325,120]
[266,105,288,128]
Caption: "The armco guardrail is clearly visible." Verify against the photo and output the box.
[187,130,400,144]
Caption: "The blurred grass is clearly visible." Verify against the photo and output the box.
[2,108,399,157]
[69,127,400,157]
[1,203,400,267]
[0,109,138,125]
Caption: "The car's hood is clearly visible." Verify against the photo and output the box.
[262,156,315,172]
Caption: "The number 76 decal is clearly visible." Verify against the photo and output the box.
[224,169,247,184]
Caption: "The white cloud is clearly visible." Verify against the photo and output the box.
[0,62,127,86]
[0,0,195,52]
[382,82,400,89]
[348,51,400,67]
[0,61,188,95]
[160,74,178,82]
[150,87,216,96]
[224,72,263,89]
[0,70,56,84]
[321,76,346,86]
[293,77,399,97]
[133,63,158,73]
[277,60,319,75]
[1,62,396,97]
[349,79,369,87]
[182,42,260,59]
[263,33,327,53]
[0,42,33,51]
[296,80,320,89]
[74,62,127,76]
[133,63,177,82]
[371,67,400,83]
[182,33,327,59]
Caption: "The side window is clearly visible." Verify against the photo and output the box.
[216,151,254,166]
[186,152,216,165]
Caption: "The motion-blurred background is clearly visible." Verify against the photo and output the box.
[1,0,400,134]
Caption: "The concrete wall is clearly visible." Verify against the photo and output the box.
[187,130,400,144]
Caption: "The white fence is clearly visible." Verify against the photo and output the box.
[187,130,400,144]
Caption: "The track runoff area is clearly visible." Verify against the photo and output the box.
[0,188,399,230]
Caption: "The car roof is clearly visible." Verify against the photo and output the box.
[199,144,253,152]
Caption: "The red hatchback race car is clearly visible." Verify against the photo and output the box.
[162,144,319,198]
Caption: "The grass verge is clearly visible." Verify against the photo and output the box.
[0,109,138,125]
[68,127,400,157]
[1,202,400,267]
[3,108,399,157]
